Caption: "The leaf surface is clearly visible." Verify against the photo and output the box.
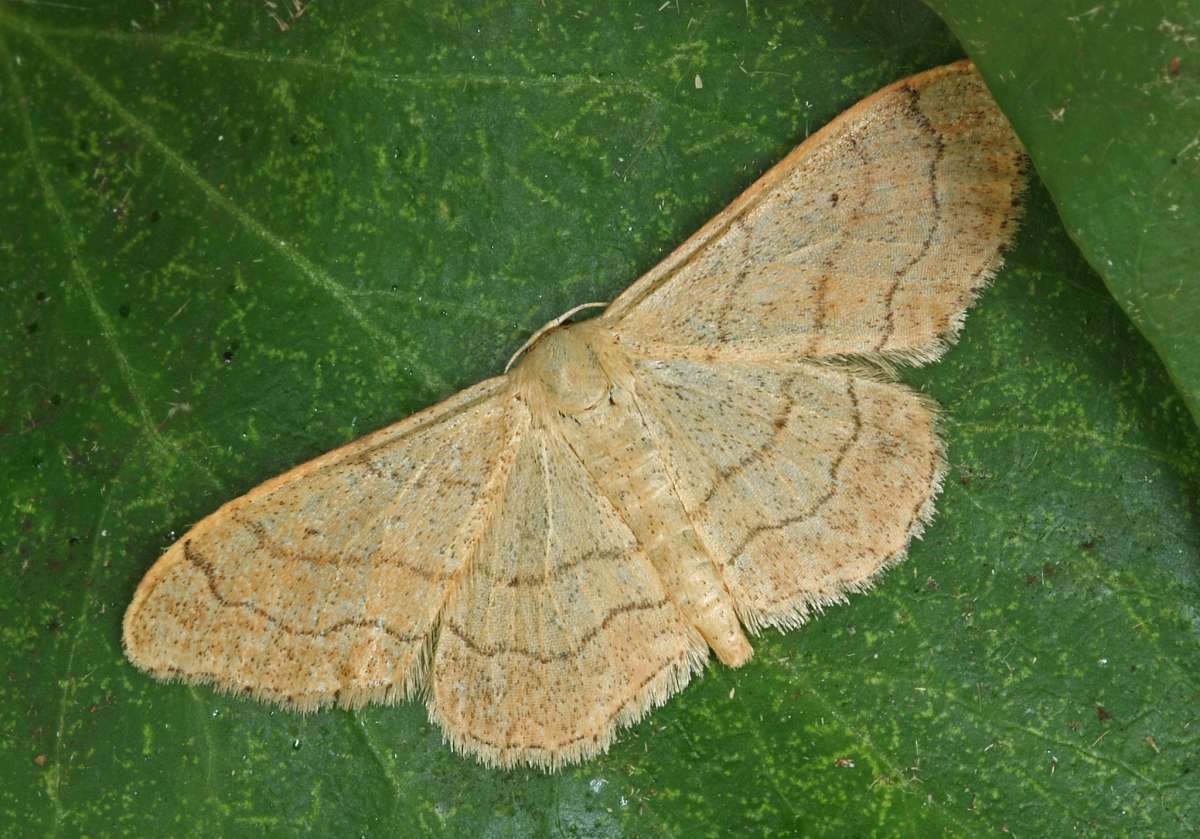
[928,0,1200,426]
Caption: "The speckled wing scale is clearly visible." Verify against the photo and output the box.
[123,377,519,711]
[123,60,1026,770]
[429,420,709,768]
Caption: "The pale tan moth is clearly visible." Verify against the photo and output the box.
[124,60,1026,769]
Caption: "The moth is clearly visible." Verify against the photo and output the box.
[124,60,1026,769]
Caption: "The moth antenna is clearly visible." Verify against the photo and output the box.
[504,302,609,372]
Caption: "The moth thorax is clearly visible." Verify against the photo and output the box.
[514,324,610,416]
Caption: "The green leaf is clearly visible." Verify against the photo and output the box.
[2,1,1198,835]
[926,0,1200,427]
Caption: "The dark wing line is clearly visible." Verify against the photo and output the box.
[754,421,941,611]
[231,501,456,580]
[149,390,530,694]
[334,451,439,561]
[181,540,423,643]
[474,547,626,588]
[601,61,972,323]
[725,378,864,560]
[442,598,672,663]
[631,362,863,520]
[634,360,848,427]
[430,399,532,661]
[698,371,800,506]
[221,387,517,581]
[629,365,866,562]
[538,419,702,652]
[713,217,752,343]
[875,83,946,352]
[807,134,873,346]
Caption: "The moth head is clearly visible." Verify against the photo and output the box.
[512,322,611,416]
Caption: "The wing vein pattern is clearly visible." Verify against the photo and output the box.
[123,61,1024,770]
